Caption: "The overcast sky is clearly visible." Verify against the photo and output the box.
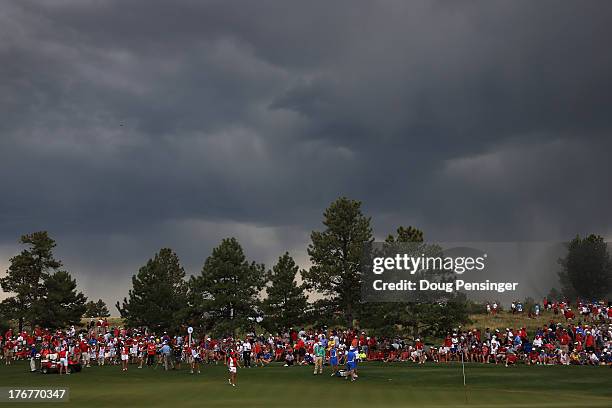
[1,0,611,310]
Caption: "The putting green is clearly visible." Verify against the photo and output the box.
[1,361,611,407]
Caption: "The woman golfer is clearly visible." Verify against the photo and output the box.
[329,341,339,376]
[346,347,357,382]
[227,350,240,387]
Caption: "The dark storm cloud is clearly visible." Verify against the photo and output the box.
[1,0,611,306]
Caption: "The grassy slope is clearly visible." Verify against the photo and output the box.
[467,312,559,333]
[84,311,565,332]
[1,360,610,408]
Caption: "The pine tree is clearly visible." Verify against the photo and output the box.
[0,232,62,331]
[38,271,87,329]
[302,197,373,327]
[558,234,612,300]
[117,248,188,333]
[96,299,110,317]
[361,226,425,336]
[361,226,469,338]
[188,238,265,337]
[262,252,308,333]
[385,226,423,243]
[0,303,11,334]
[85,299,111,318]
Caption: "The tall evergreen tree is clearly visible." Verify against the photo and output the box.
[558,234,612,300]
[361,226,469,338]
[302,197,373,327]
[262,252,308,333]
[85,299,111,318]
[361,226,425,336]
[0,303,11,334]
[37,271,87,329]
[385,226,424,244]
[188,238,265,337]
[0,232,62,331]
[117,248,188,333]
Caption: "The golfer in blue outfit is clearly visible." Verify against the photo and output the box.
[346,347,357,381]
[329,342,339,376]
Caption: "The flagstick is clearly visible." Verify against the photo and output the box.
[461,351,466,386]
[461,348,468,405]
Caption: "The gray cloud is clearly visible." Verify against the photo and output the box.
[1,0,611,308]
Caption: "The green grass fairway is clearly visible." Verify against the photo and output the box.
[1,361,611,407]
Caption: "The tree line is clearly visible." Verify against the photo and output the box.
[2,197,611,337]
[0,232,87,332]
